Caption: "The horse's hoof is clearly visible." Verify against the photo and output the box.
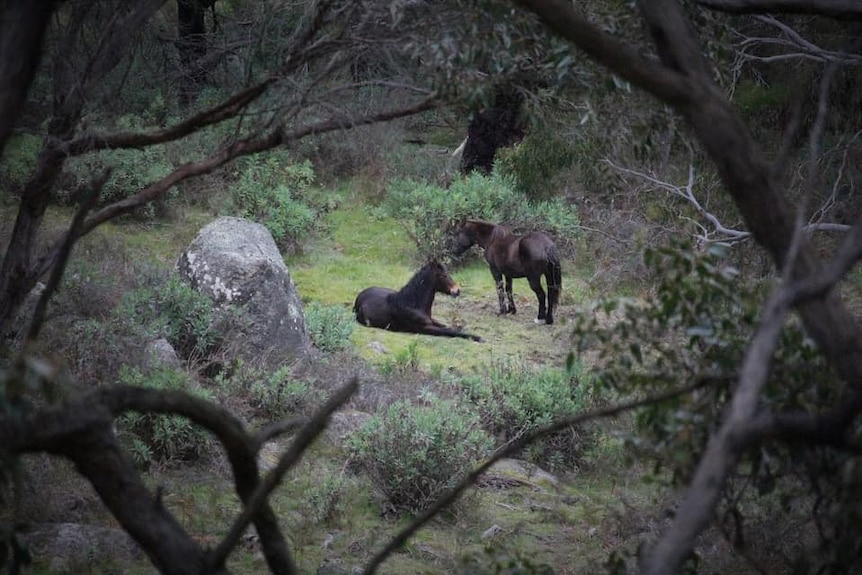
[546,318,554,325]
[533,318,544,324]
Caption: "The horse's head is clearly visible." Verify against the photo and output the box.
[450,220,483,257]
[429,260,461,297]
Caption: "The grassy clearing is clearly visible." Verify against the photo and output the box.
[289,183,592,375]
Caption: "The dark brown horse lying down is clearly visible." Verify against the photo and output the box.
[353,260,483,341]
[453,219,561,325]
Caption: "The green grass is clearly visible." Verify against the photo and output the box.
[288,185,592,374]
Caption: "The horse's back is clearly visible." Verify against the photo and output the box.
[353,286,396,327]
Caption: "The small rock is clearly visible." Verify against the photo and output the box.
[481,524,503,539]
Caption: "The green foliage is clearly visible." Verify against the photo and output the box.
[304,302,354,352]
[572,241,859,569]
[454,360,593,471]
[383,172,579,259]
[0,134,42,196]
[117,276,218,360]
[214,363,320,420]
[732,80,791,128]
[379,340,420,376]
[496,130,576,202]
[458,546,556,575]
[64,115,175,219]
[349,394,493,513]
[248,366,317,420]
[302,473,347,524]
[230,152,320,251]
[116,366,213,467]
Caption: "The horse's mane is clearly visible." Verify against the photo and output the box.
[466,219,512,241]
[489,224,513,242]
[393,261,438,308]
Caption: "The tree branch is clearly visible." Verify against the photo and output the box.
[208,378,358,573]
[32,95,439,281]
[513,0,693,106]
[697,0,862,19]
[641,283,792,575]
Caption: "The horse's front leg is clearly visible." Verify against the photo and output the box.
[491,268,508,315]
[505,276,516,315]
[527,275,548,324]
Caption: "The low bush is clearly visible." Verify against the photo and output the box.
[304,302,354,352]
[117,276,219,361]
[383,172,579,259]
[229,152,321,253]
[496,130,576,203]
[0,133,42,196]
[349,394,493,513]
[63,115,176,220]
[116,366,214,467]
[453,359,593,471]
[215,363,321,420]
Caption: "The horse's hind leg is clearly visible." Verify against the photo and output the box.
[527,275,548,324]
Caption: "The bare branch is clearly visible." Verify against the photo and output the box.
[604,159,752,244]
[697,0,862,19]
[31,95,439,281]
[733,15,862,69]
[208,378,358,573]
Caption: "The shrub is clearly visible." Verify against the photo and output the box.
[248,366,318,420]
[116,366,213,467]
[302,473,347,524]
[349,394,493,513]
[63,115,175,219]
[0,133,42,196]
[215,363,321,420]
[230,152,320,252]
[304,302,354,352]
[379,340,420,376]
[496,130,576,202]
[383,172,579,259]
[453,360,593,471]
[117,276,219,360]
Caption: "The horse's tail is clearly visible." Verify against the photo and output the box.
[546,244,562,312]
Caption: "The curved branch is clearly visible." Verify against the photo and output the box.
[208,378,358,573]
[32,95,439,281]
[697,0,862,19]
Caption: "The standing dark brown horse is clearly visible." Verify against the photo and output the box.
[353,260,483,341]
[453,220,561,325]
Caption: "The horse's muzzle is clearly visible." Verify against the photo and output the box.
[449,285,461,297]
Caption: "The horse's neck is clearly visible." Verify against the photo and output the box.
[475,223,500,248]
[396,271,436,312]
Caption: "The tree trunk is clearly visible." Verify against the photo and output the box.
[460,86,526,175]
[176,0,211,105]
